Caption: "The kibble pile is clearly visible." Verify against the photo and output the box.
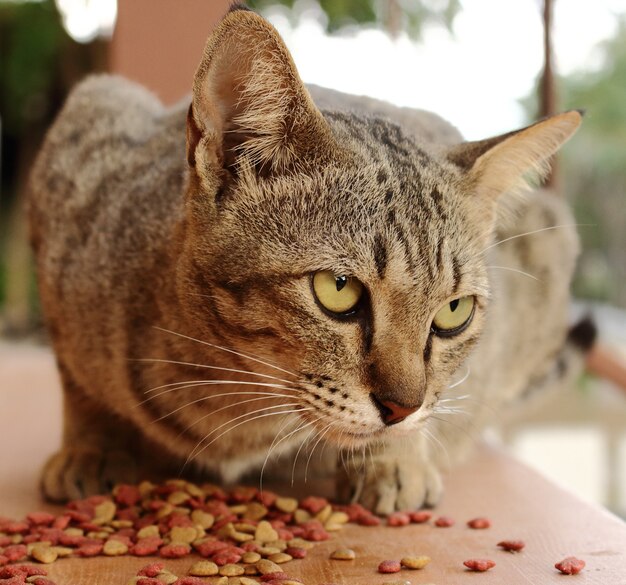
[0,479,586,584]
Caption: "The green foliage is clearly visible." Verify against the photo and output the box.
[0,0,65,135]
[247,0,460,37]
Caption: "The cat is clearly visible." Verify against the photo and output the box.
[28,4,593,514]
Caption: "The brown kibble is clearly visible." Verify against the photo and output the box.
[243,503,268,522]
[51,546,73,557]
[258,546,282,556]
[378,560,401,573]
[103,539,128,556]
[293,509,311,524]
[268,552,292,564]
[93,501,117,525]
[188,560,219,576]
[219,563,245,577]
[287,538,314,550]
[30,545,58,564]
[467,517,491,529]
[240,578,261,585]
[401,555,430,569]
[330,548,356,561]
[464,558,496,572]
[275,498,298,513]
[190,510,214,529]
[137,525,161,539]
[555,557,585,575]
[255,521,279,543]
[497,540,525,552]
[168,491,191,506]
[155,570,178,585]
[215,578,228,585]
[242,551,262,563]
[256,559,282,574]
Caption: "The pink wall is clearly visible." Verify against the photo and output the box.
[110,0,233,104]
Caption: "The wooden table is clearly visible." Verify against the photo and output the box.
[2,342,626,584]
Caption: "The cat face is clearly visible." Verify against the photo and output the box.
[180,6,581,446]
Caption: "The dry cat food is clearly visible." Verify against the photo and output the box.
[0,480,362,573]
[466,517,490,529]
[378,559,402,573]
[400,555,430,569]
[497,540,525,552]
[0,564,57,585]
[329,548,355,560]
[555,556,586,575]
[463,558,496,572]
[433,516,455,527]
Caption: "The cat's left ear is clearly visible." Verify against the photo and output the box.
[446,110,583,199]
[188,6,338,183]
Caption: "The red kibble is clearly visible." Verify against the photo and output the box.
[256,490,277,508]
[137,563,165,577]
[302,528,330,541]
[387,512,410,527]
[212,551,242,566]
[467,517,491,529]
[378,560,401,574]
[3,544,28,562]
[299,496,328,515]
[114,484,142,507]
[193,540,228,557]
[230,486,258,503]
[285,546,307,559]
[434,516,455,527]
[2,577,28,585]
[0,555,8,566]
[26,512,56,527]
[555,557,586,575]
[464,558,496,572]
[0,565,47,577]
[276,528,294,541]
[357,514,381,527]
[51,516,71,530]
[75,542,104,557]
[159,543,191,558]
[0,536,11,547]
[4,521,29,534]
[409,510,432,524]
[497,540,525,552]
[132,537,164,556]
[136,579,161,585]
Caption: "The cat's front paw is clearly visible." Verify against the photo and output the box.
[41,446,137,502]
[337,437,442,515]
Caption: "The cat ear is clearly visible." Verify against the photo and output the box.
[188,6,336,181]
[446,111,583,199]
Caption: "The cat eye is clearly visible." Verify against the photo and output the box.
[312,270,364,316]
[432,296,475,336]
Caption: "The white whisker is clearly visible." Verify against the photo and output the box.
[187,407,312,465]
[154,326,300,378]
[138,380,299,407]
[304,422,333,482]
[483,223,592,253]
[292,423,322,486]
[447,366,471,390]
[488,265,540,281]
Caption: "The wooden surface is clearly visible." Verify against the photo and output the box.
[2,342,626,584]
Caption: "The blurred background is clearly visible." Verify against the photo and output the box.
[1,0,625,517]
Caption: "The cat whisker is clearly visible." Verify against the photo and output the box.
[153,326,300,378]
[439,394,471,403]
[292,420,323,486]
[259,417,318,492]
[154,394,295,424]
[422,424,451,468]
[488,265,540,281]
[447,366,471,390]
[137,380,299,407]
[186,406,312,467]
[304,422,334,483]
[133,358,296,387]
[483,223,593,253]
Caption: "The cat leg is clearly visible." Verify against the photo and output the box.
[41,363,138,502]
[336,433,442,515]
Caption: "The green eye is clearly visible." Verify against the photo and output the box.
[432,296,475,336]
[312,271,363,315]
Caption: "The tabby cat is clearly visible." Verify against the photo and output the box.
[29,5,590,513]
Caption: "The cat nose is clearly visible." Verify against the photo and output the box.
[370,394,420,426]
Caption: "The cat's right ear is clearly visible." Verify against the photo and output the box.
[187,6,337,191]
[446,110,583,200]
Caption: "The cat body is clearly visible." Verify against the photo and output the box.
[29,6,585,512]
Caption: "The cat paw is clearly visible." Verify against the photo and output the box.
[41,447,137,502]
[337,439,443,515]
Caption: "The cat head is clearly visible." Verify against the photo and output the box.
[178,6,581,445]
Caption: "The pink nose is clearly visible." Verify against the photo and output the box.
[371,395,420,425]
